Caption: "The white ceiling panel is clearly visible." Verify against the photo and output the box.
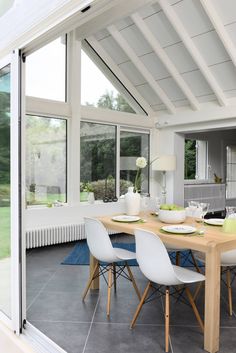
[99,36,129,65]
[172,0,213,37]
[119,24,153,57]
[164,42,198,73]
[225,89,236,98]
[193,30,230,66]
[136,83,162,105]
[173,98,190,108]
[118,61,146,86]
[198,93,216,103]
[225,22,236,48]
[140,52,170,80]
[94,28,109,41]
[138,2,161,19]
[151,103,166,111]
[157,77,186,101]
[182,70,214,97]
[115,17,133,32]
[144,10,180,48]
[210,61,236,92]
[213,0,236,25]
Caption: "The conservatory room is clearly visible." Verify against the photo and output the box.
[2,1,236,353]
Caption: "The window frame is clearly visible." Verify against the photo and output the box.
[25,114,68,207]
[80,119,150,201]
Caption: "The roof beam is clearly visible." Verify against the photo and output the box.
[158,0,227,107]
[131,12,200,111]
[200,0,236,68]
[107,25,176,114]
[85,36,154,115]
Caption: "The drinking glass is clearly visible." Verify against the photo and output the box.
[188,200,199,217]
[198,202,210,233]
[141,193,151,218]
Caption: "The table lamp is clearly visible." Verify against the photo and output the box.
[152,155,176,204]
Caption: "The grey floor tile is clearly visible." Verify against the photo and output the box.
[27,290,99,322]
[84,322,168,353]
[30,320,90,353]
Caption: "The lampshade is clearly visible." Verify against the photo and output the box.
[152,155,176,171]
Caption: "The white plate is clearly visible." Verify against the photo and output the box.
[204,218,224,226]
[112,215,140,223]
[161,225,196,234]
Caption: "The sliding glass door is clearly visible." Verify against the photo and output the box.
[0,52,22,333]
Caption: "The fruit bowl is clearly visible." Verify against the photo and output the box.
[158,204,186,224]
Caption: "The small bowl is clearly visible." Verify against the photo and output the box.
[158,209,186,224]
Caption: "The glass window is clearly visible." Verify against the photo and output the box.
[0,64,11,317]
[80,122,116,200]
[185,139,196,180]
[81,50,135,113]
[26,115,67,206]
[25,37,66,101]
[120,131,149,195]
[185,139,208,180]
[226,145,236,199]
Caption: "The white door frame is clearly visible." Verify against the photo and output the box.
[0,51,22,334]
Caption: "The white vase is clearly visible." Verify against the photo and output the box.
[88,192,95,204]
[125,187,141,215]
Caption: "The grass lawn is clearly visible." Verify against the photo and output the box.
[0,207,10,260]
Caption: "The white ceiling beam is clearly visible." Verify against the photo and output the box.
[107,25,176,114]
[75,0,156,41]
[200,0,236,68]
[158,0,227,107]
[85,36,154,116]
[131,12,200,111]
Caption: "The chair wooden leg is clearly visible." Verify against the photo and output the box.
[82,262,99,301]
[190,250,202,273]
[165,287,170,353]
[130,281,151,329]
[226,268,233,316]
[113,263,117,293]
[126,263,141,300]
[176,251,180,266]
[107,266,113,317]
[185,286,204,332]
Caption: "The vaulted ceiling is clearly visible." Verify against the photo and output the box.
[83,0,236,116]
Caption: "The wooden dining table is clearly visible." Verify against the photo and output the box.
[90,213,236,353]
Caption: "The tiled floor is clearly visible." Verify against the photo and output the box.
[26,236,236,353]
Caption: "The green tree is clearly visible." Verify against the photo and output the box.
[97,90,135,113]
[185,139,196,179]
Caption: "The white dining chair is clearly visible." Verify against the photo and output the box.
[131,228,205,353]
[194,249,236,316]
[82,217,141,316]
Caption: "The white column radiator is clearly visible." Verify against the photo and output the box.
[26,223,118,249]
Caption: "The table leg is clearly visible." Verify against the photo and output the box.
[90,253,99,290]
[204,247,221,353]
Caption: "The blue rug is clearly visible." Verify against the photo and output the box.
[61,240,138,266]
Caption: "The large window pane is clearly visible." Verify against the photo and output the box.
[26,116,67,206]
[0,64,11,317]
[25,37,66,101]
[81,50,135,113]
[80,122,116,200]
[120,131,149,195]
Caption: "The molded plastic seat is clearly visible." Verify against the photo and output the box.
[195,249,236,315]
[82,217,141,316]
[131,228,205,352]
